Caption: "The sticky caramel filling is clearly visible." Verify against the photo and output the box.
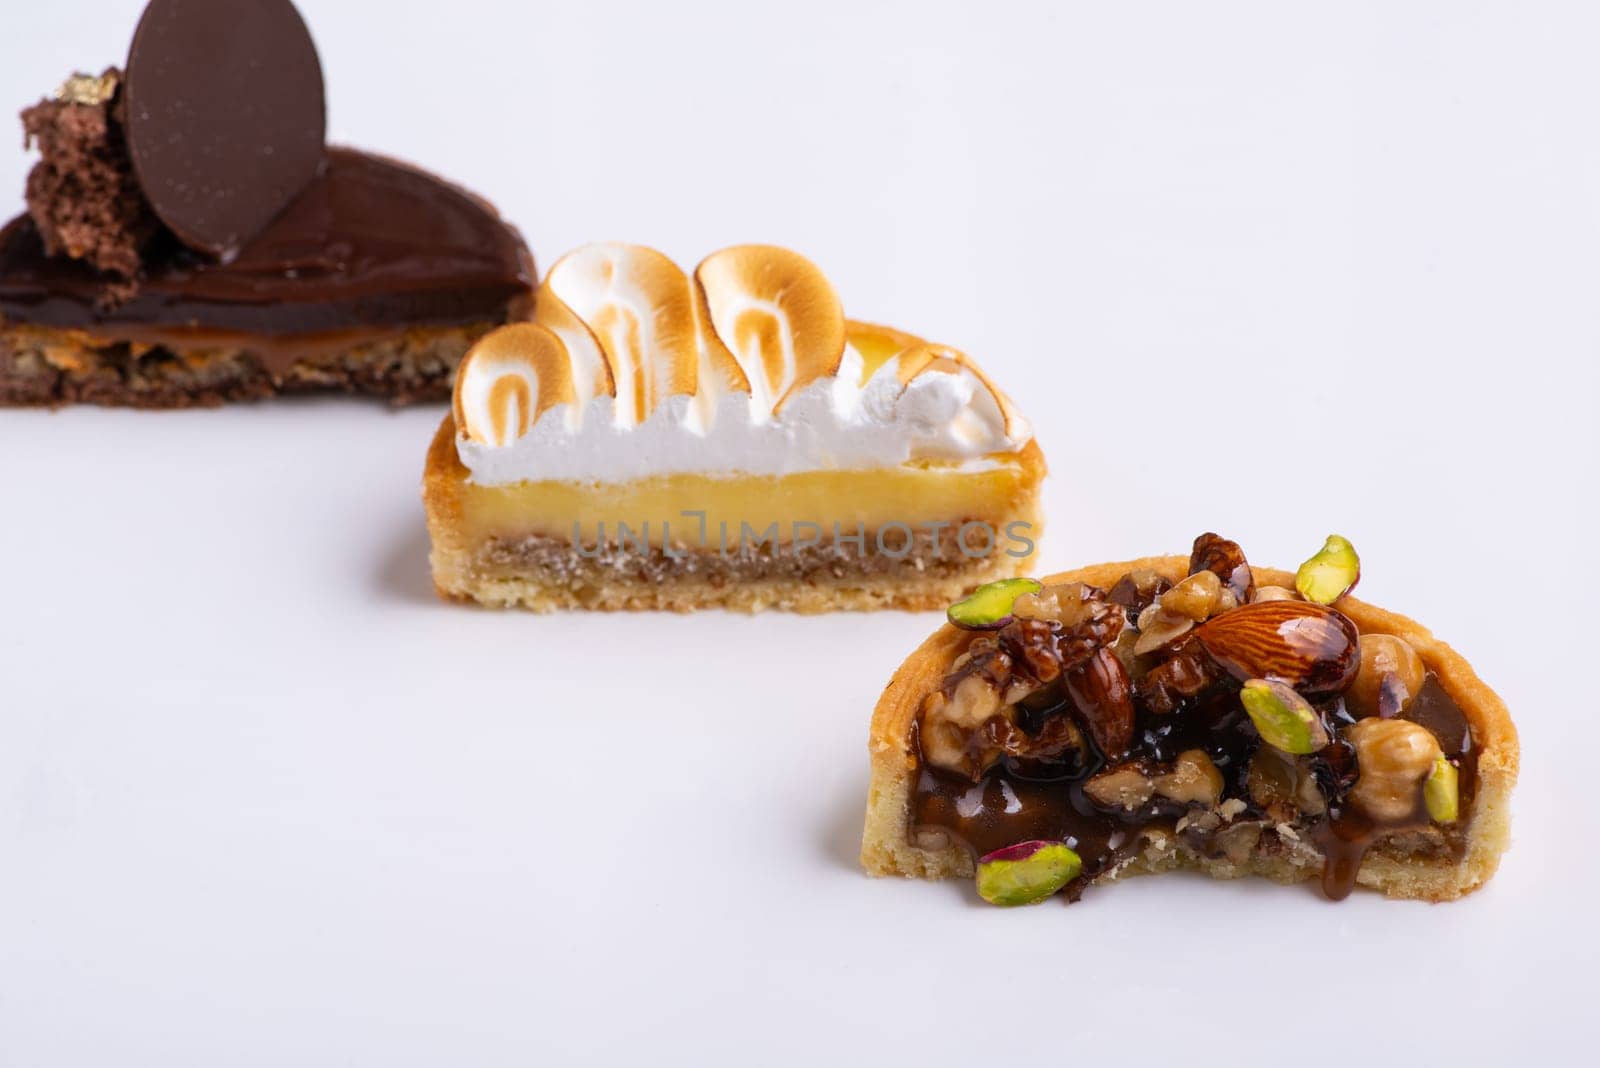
[910,539,1478,904]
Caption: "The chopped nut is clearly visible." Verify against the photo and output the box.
[1047,582,1096,629]
[1053,586,1126,667]
[1214,588,1240,614]
[1345,718,1443,823]
[1214,821,1262,864]
[919,678,1007,775]
[1188,532,1255,602]
[1161,570,1223,622]
[1246,747,1326,818]
[1084,766,1157,810]
[1108,568,1172,617]
[1251,585,1301,603]
[948,577,1042,630]
[1133,605,1196,655]
[999,618,1064,683]
[1239,678,1331,754]
[1135,638,1219,713]
[1424,754,1460,824]
[1346,634,1426,719]
[1063,647,1136,756]
[1295,534,1361,605]
[1194,600,1360,694]
[976,841,1083,906]
[1011,588,1060,621]
[1156,750,1224,806]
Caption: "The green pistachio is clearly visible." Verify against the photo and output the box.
[1239,678,1331,755]
[975,840,1083,906]
[1294,534,1361,605]
[1424,754,1460,823]
[947,578,1043,631]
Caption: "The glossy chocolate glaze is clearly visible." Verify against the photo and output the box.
[0,148,533,373]
[913,668,1474,902]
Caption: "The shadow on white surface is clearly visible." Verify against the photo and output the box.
[373,523,439,606]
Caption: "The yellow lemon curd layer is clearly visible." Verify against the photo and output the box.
[455,461,1036,546]
[425,415,1047,552]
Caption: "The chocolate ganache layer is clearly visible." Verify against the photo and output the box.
[0,147,533,374]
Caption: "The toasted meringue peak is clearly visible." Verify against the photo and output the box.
[531,277,615,406]
[453,243,1033,484]
[894,343,1028,441]
[541,243,699,425]
[845,320,931,384]
[455,324,578,447]
[695,245,846,414]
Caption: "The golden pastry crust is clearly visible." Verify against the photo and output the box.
[423,416,1048,613]
[861,556,1518,902]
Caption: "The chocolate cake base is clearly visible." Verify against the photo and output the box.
[0,319,499,408]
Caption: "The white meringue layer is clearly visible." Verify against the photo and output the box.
[458,343,1031,485]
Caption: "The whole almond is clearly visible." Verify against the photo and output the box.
[1194,600,1359,694]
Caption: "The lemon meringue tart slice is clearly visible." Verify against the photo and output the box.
[861,534,1518,905]
[423,242,1045,612]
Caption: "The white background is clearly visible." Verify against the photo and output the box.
[2,1,1597,1064]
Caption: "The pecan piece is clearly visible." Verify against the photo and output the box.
[1135,636,1221,714]
[997,617,1063,683]
[1064,646,1135,757]
[1189,532,1255,604]
[1056,585,1125,670]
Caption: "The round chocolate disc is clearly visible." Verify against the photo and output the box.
[124,0,326,258]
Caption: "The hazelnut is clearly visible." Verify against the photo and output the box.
[1157,750,1224,806]
[1161,570,1223,622]
[1345,718,1442,823]
[1346,634,1426,719]
[976,841,1083,906]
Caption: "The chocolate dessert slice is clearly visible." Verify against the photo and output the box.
[861,534,1518,905]
[0,0,533,407]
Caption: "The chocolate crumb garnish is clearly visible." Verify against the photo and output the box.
[21,68,155,280]
[913,534,1478,905]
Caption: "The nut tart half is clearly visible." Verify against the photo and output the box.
[424,242,1044,612]
[861,534,1517,906]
